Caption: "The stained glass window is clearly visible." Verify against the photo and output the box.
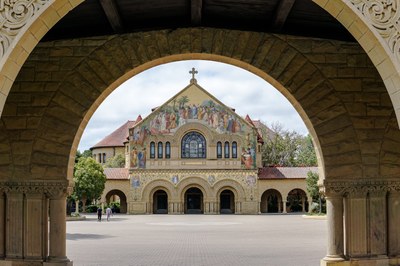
[158,142,163,159]
[224,142,230,158]
[150,142,155,159]
[165,142,171,159]
[217,142,222,159]
[232,141,237,158]
[181,132,206,158]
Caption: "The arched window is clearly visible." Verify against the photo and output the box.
[232,141,237,158]
[217,142,222,159]
[165,142,171,159]
[158,142,163,159]
[103,153,106,163]
[150,142,155,159]
[224,142,230,158]
[181,132,206,158]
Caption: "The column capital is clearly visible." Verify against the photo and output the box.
[324,178,400,197]
[0,180,72,199]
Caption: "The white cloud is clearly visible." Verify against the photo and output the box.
[78,60,308,151]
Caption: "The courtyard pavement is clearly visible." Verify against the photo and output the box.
[67,214,327,266]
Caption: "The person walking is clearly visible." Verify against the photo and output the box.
[97,207,102,222]
[106,207,112,221]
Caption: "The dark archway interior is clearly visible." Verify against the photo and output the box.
[261,189,282,213]
[185,187,204,214]
[106,190,128,214]
[153,190,168,214]
[220,189,235,214]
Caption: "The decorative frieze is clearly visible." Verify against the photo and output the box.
[349,0,400,61]
[324,178,400,196]
[0,180,71,198]
[0,0,49,58]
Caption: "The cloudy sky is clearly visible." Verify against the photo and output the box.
[78,60,308,151]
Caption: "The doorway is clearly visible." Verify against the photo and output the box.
[185,187,203,214]
[153,190,168,214]
[220,189,235,214]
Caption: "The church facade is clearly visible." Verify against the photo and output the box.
[91,74,315,215]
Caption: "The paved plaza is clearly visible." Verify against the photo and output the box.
[67,214,326,266]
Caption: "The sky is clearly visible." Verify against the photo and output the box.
[78,60,308,151]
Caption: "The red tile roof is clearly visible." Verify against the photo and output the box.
[258,167,318,179]
[91,115,142,149]
[103,168,129,180]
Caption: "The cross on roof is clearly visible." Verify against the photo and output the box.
[189,67,198,83]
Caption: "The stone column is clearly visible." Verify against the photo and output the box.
[301,197,306,212]
[75,199,79,215]
[323,194,344,261]
[6,191,24,259]
[369,190,387,256]
[388,191,400,257]
[282,200,287,214]
[278,200,282,213]
[47,193,71,264]
[345,191,367,258]
[0,190,5,259]
[24,193,45,261]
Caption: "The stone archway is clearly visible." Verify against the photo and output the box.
[0,18,399,266]
[184,187,204,214]
[105,189,127,214]
[260,189,283,214]
[286,189,308,213]
[153,189,168,214]
[219,189,235,214]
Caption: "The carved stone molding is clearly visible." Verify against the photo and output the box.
[324,179,400,196]
[0,0,49,58]
[0,180,71,198]
[348,0,400,62]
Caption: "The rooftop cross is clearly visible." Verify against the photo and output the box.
[189,67,198,83]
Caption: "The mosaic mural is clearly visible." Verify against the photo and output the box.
[129,84,257,169]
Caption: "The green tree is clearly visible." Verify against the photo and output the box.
[306,171,324,213]
[75,149,92,163]
[73,157,106,212]
[261,123,317,167]
[104,154,125,168]
[296,134,317,166]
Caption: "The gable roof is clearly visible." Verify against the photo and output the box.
[131,81,255,131]
[258,167,318,179]
[91,115,141,149]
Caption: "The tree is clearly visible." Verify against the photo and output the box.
[104,154,125,168]
[306,171,324,213]
[72,157,106,212]
[75,149,92,163]
[261,122,317,167]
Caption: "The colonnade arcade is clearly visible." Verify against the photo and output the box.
[1,0,400,265]
[144,180,242,215]
[260,188,311,214]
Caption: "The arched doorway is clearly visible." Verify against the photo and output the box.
[105,190,127,214]
[220,189,235,214]
[260,189,282,213]
[287,189,308,213]
[184,187,203,214]
[153,190,168,214]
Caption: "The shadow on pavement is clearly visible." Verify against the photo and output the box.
[67,233,115,241]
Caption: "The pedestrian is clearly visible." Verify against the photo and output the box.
[97,207,102,222]
[106,207,112,221]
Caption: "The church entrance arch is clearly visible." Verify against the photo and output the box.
[219,189,235,214]
[287,189,308,213]
[153,190,168,214]
[260,189,282,213]
[184,187,204,214]
[105,190,127,214]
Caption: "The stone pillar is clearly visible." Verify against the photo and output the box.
[24,193,45,261]
[75,199,79,215]
[369,190,387,256]
[278,200,282,213]
[6,191,24,259]
[388,191,400,257]
[345,191,367,258]
[301,197,306,212]
[47,193,71,264]
[323,194,344,262]
[282,200,287,214]
[0,191,5,259]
